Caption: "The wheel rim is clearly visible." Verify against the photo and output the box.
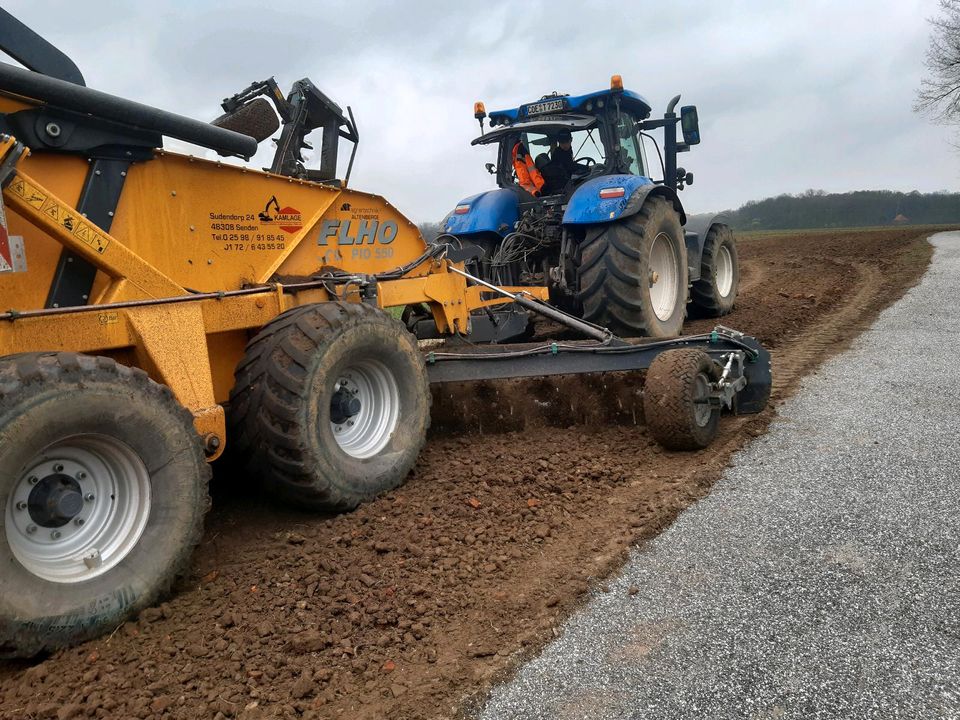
[693,372,713,427]
[716,243,734,298]
[329,358,401,459]
[649,232,680,321]
[5,435,151,584]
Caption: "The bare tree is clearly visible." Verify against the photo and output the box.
[915,0,960,125]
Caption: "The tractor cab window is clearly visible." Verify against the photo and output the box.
[522,128,605,167]
[507,128,606,191]
[613,113,646,176]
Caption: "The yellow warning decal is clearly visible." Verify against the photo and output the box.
[73,223,110,254]
[9,175,111,254]
[9,177,47,209]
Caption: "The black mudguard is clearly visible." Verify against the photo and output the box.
[621,184,687,225]
[683,212,730,281]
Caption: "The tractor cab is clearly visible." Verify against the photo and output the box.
[444,76,702,243]
[440,76,736,345]
[471,84,654,198]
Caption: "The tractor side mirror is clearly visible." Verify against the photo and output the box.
[680,105,700,146]
[485,162,496,175]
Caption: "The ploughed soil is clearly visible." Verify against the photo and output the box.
[0,227,945,720]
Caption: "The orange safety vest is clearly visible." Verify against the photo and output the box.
[512,142,545,196]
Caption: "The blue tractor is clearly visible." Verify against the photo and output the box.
[440,76,738,340]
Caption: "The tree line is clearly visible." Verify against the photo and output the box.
[723,189,960,231]
[417,188,959,236]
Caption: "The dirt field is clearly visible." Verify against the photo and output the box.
[0,227,943,720]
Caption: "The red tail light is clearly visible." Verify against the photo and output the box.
[599,187,626,199]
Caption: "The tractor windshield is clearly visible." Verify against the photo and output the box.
[522,127,605,168]
[506,126,607,193]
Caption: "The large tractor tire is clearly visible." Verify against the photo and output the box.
[578,196,688,338]
[228,302,430,512]
[643,349,721,450]
[0,353,210,658]
[691,224,739,317]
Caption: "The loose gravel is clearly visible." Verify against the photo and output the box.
[479,232,960,720]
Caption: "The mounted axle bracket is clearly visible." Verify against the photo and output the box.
[707,351,748,410]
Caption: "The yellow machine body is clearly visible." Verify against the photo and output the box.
[0,129,546,459]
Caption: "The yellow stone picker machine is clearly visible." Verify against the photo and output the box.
[0,10,770,656]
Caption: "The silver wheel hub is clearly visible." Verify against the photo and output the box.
[716,243,734,297]
[694,373,713,427]
[5,435,151,583]
[329,358,400,459]
[649,232,680,322]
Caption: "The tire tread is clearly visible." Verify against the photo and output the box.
[228,302,430,511]
[577,196,687,338]
[642,348,720,450]
[0,352,210,658]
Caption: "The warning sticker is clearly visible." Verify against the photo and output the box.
[0,194,11,273]
[9,177,47,209]
[8,175,110,255]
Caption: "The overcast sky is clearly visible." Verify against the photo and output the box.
[3,0,957,222]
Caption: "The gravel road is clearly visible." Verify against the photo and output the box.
[479,232,960,720]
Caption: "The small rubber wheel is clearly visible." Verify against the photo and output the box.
[691,224,739,317]
[228,302,430,511]
[0,352,210,658]
[643,348,720,450]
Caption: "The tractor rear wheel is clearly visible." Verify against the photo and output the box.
[0,352,210,658]
[691,224,739,317]
[643,348,720,450]
[228,302,430,512]
[578,196,688,338]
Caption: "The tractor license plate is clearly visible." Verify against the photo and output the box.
[525,98,566,116]
[0,196,25,273]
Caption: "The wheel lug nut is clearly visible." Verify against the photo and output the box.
[26,525,36,534]
[28,476,38,485]
[15,502,26,511]
[51,530,62,540]
[77,471,87,480]
[53,464,64,473]
[75,518,85,527]
[85,493,95,502]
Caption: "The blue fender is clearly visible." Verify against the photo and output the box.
[683,212,729,281]
[442,189,519,237]
[562,175,686,226]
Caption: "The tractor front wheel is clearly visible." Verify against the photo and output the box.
[228,302,430,512]
[0,353,210,658]
[578,196,688,338]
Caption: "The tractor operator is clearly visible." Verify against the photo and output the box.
[536,129,579,195]
[552,129,578,176]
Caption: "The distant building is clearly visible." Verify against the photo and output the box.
[893,213,909,224]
